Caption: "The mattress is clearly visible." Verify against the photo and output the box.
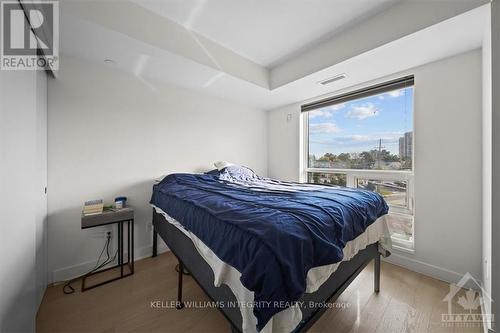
[151,171,390,330]
[152,205,391,333]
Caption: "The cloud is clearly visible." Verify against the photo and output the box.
[349,135,371,142]
[332,135,372,144]
[309,131,406,156]
[377,89,405,99]
[308,110,332,119]
[309,122,342,134]
[308,103,346,119]
[329,103,346,111]
[388,89,404,98]
[378,132,404,142]
[346,103,379,120]
[319,132,403,145]
[344,132,402,143]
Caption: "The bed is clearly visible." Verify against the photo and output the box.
[150,164,391,333]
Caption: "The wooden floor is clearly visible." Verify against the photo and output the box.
[37,252,482,333]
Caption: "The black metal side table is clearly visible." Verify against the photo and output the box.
[81,208,134,291]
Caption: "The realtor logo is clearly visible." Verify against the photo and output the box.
[441,272,494,328]
[1,0,59,70]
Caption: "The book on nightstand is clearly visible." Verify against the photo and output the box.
[83,199,104,216]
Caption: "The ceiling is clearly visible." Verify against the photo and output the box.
[130,0,397,68]
[59,1,488,111]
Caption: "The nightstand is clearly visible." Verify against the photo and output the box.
[81,207,134,291]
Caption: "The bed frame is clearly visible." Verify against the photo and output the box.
[152,210,385,333]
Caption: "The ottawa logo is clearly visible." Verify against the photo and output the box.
[442,272,494,328]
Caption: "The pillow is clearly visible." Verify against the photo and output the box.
[220,164,259,181]
[205,169,220,175]
[214,161,233,170]
[154,175,167,183]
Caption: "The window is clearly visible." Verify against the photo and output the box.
[307,172,346,186]
[303,76,415,250]
[356,179,408,210]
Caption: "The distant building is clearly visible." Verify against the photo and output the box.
[399,131,413,159]
[398,137,405,157]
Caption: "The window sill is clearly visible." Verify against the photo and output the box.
[305,168,413,178]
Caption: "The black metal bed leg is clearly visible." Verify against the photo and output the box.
[176,260,185,310]
[152,228,158,257]
[374,253,380,293]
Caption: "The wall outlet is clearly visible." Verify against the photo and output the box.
[104,231,112,239]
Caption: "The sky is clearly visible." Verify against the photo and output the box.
[308,87,414,157]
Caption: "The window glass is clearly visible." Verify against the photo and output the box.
[386,213,414,243]
[307,172,346,186]
[308,87,413,171]
[356,179,408,210]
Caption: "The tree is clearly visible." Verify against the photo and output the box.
[312,149,403,170]
[338,153,350,161]
[312,173,320,183]
[379,149,399,162]
[360,151,375,165]
[328,174,346,186]
[326,153,337,161]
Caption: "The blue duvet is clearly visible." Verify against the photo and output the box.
[150,168,388,330]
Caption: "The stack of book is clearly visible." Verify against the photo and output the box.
[83,199,104,216]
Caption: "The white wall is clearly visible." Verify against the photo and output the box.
[268,50,483,284]
[47,55,268,281]
[0,67,48,330]
[270,0,488,88]
[481,3,492,327]
[490,0,500,327]
[35,69,49,309]
[268,104,301,182]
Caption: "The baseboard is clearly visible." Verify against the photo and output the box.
[383,251,479,290]
[480,292,495,333]
[50,242,169,284]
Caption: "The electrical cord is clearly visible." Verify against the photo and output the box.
[62,234,118,294]
[62,236,109,294]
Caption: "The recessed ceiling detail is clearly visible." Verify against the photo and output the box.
[130,0,397,68]
[59,1,488,110]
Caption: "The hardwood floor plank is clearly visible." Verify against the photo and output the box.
[36,252,481,333]
[309,262,374,332]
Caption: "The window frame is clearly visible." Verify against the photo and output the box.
[301,77,415,251]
